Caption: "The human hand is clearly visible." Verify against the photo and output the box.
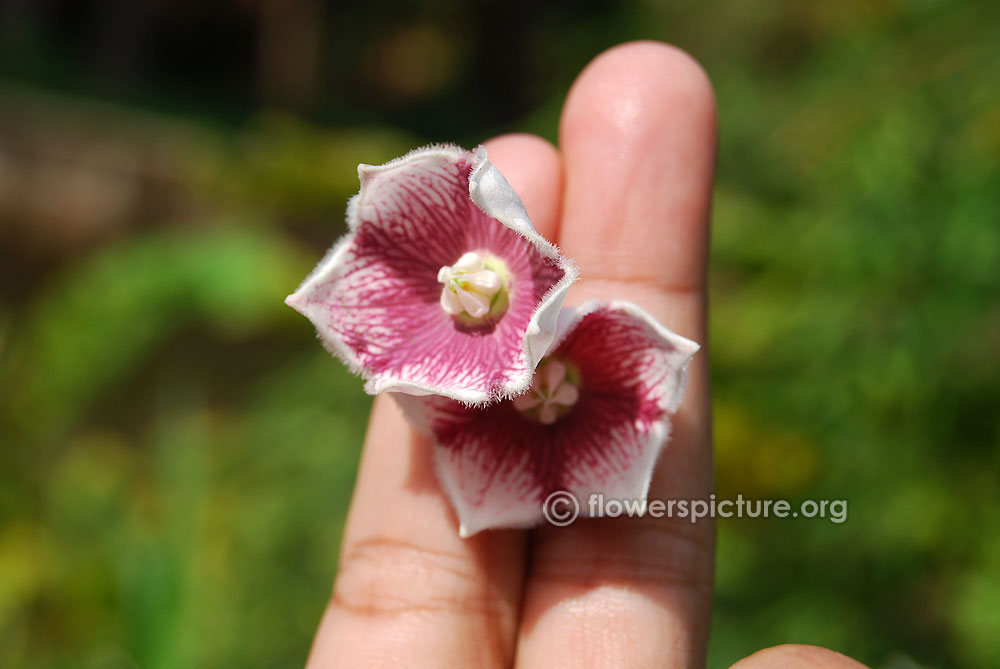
[305,41,865,669]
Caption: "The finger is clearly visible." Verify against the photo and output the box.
[307,398,524,667]
[515,42,717,668]
[731,645,870,668]
[306,133,563,668]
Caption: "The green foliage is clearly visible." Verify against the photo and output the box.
[193,114,417,221]
[2,224,308,439]
[0,224,369,667]
[704,2,1000,665]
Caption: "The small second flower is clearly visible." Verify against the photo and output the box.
[397,300,700,537]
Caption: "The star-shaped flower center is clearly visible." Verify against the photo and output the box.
[438,251,511,323]
[512,358,580,424]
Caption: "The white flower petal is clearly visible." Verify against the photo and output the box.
[440,287,464,315]
[464,270,502,294]
[456,287,490,318]
[543,360,567,392]
[453,251,485,272]
[551,383,579,406]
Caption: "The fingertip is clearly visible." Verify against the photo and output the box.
[484,132,560,159]
[561,41,716,150]
[731,644,870,669]
[481,133,563,241]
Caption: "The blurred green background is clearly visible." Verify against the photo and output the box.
[1,1,998,667]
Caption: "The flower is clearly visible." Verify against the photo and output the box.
[285,145,577,404]
[396,300,700,537]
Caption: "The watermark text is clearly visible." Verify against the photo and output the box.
[541,491,848,526]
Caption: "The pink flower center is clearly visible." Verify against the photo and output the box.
[438,251,511,323]
[512,358,580,424]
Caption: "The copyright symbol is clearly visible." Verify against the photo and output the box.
[542,490,580,527]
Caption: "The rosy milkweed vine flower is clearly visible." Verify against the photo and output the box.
[286,145,578,404]
[396,301,700,537]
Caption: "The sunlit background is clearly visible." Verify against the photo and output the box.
[1,1,998,667]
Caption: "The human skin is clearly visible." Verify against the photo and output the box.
[304,41,868,669]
